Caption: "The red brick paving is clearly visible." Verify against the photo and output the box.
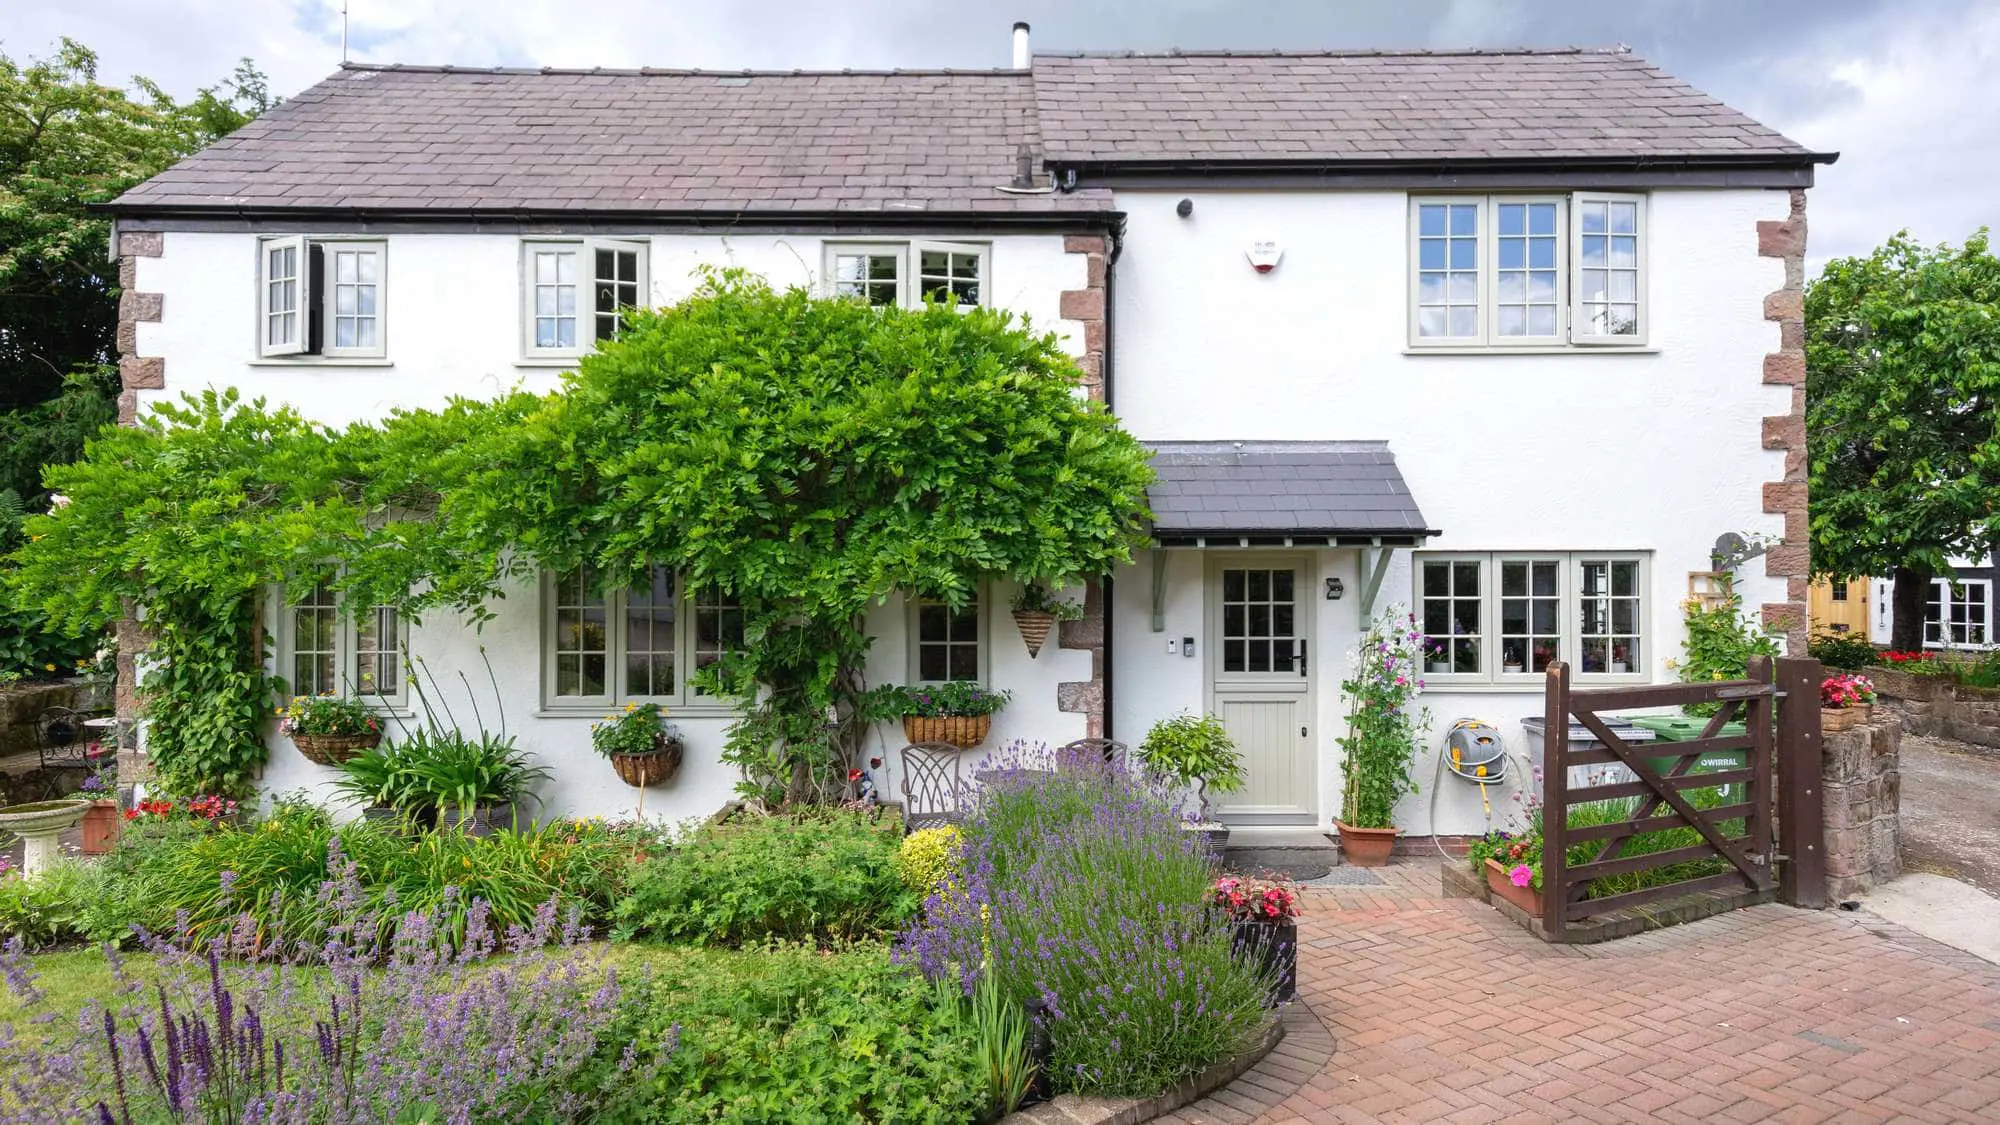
[1161,863,2000,1124]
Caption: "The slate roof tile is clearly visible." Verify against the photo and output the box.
[1146,442,1434,536]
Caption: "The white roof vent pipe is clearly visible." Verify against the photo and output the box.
[1012,22,1031,70]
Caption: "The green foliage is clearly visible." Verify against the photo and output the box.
[106,807,630,950]
[278,692,380,737]
[592,701,677,757]
[1807,231,2000,648]
[611,810,914,946]
[1136,712,1245,799]
[1337,609,1427,829]
[894,826,964,895]
[890,681,1012,717]
[578,945,987,1124]
[0,859,129,949]
[329,741,423,810]
[395,727,550,816]
[1676,588,1781,717]
[935,972,1038,1119]
[459,273,1153,803]
[1011,582,1084,620]
[1808,629,1880,670]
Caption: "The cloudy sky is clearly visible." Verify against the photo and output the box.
[6,0,1995,270]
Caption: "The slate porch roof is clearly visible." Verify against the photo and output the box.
[108,48,1828,217]
[1145,441,1436,543]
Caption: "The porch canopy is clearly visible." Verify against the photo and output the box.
[1143,440,1439,619]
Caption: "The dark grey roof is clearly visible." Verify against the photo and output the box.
[112,65,1112,216]
[111,48,1825,217]
[1146,441,1435,541]
[1034,48,1822,165]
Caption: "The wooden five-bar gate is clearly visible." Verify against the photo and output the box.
[1540,655,1827,940]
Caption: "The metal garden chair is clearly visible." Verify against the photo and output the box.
[1056,738,1131,773]
[898,742,974,832]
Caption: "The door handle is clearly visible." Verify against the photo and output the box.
[1296,638,1308,677]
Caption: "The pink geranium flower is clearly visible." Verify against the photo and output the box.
[1509,864,1533,888]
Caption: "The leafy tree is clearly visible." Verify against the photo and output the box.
[0,39,270,502]
[1806,231,2000,651]
[459,274,1156,804]
[10,277,1154,799]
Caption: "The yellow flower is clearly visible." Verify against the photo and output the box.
[461,857,471,869]
[44,663,57,672]
[624,702,637,712]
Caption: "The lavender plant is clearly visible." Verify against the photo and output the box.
[0,854,651,1123]
[898,746,1273,1097]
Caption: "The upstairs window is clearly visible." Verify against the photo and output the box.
[257,237,387,359]
[1408,193,1646,348]
[522,240,649,359]
[825,242,988,310]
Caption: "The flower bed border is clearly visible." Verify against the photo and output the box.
[1442,861,1773,945]
[999,1007,1291,1125]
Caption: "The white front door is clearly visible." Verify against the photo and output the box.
[1208,557,1316,825]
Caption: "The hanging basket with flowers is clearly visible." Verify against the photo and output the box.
[1010,584,1085,658]
[279,694,383,766]
[593,702,684,787]
[893,682,1011,748]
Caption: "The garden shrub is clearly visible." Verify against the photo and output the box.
[575,945,987,1124]
[105,805,633,951]
[900,755,1273,1098]
[0,859,127,949]
[1677,590,1781,715]
[1808,629,1880,670]
[612,809,913,946]
[894,826,962,895]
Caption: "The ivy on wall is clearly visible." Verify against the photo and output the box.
[7,274,1156,801]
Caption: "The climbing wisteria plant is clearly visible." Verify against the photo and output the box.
[7,274,1154,804]
[1336,606,1430,830]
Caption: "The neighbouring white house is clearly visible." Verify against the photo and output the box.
[103,27,1834,841]
[1868,554,2000,650]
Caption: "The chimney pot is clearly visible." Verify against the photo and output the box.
[1012,22,1031,70]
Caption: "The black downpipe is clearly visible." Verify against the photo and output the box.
[1101,220,1122,741]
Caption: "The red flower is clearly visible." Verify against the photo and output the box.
[848,768,864,782]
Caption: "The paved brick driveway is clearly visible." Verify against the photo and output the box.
[1162,864,2000,1124]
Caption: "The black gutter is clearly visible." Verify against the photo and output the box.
[1052,151,1838,177]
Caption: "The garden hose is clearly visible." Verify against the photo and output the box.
[1428,718,1533,859]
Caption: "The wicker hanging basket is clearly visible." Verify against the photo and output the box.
[1012,610,1056,658]
[610,736,685,787]
[289,730,382,766]
[902,714,992,749]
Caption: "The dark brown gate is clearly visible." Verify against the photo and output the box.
[1540,655,1826,940]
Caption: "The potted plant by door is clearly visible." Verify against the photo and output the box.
[331,742,429,830]
[1335,608,1428,866]
[1820,671,1877,732]
[593,702,684,786]
[1212,875,1300,1002]
[896,682,1010,749]
[279,694,382,766]
[1138,712,1246,861]
[1010,584,1084,659]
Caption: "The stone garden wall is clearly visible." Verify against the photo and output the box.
[1822,715,1901,901]
[1871,666,2000,749]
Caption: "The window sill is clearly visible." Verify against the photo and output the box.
[1421,677,1654,694]
[515,357,583,368]
[1401,345,1658,357]
[248,358,395,368]
[533,704,738,720]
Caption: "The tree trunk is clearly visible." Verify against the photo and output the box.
[1890,565,1932,652]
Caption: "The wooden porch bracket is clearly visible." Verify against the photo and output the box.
[1357,547,1394,618]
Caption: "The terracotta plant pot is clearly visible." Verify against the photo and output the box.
[1335,821,1399,867]
[80,799,122,855]
[610,737,684,787]
[1821,705,1871,732]
[1485,858,1545,917]
[1012,610,1056,658]
[289,730,382,766]
[902,713,992,749]
[1230,918,1298,1003]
